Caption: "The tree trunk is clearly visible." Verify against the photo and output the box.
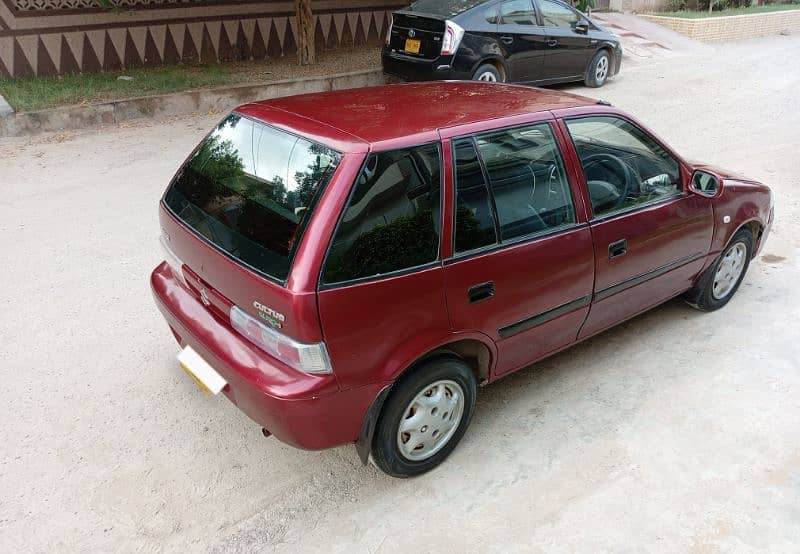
[295,0,316,65]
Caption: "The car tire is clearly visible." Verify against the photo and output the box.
[585,49,611,88]
[684,228,753,312]
[472,63,503,83]
[371,357,477,477]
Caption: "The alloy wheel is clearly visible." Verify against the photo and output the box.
[595,56,609,83]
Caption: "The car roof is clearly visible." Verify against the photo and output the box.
[235,81,597,152]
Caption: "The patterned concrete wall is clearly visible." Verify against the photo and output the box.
[0,0,406,77]
[641,10,799,42]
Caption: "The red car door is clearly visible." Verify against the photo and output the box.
[441,119,595,378]
[558,113,714,339]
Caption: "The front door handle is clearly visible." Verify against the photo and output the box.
[547,39,558,47]
[500,35,514,44]
[609,239,627,259]
[468,281,495,303]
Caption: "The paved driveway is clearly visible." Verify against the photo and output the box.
[2,34,799,553]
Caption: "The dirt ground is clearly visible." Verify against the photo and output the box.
[1,34,799,553]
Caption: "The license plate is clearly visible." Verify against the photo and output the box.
[404,38,421,54]
[177,345,227,395]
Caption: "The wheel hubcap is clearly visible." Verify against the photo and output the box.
[712,242,747,299]
[396,380,465,461]
[477,71,497,82]
[595,56,608,82]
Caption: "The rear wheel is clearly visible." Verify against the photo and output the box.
[371,357,477,477]
[472,63,503,83]
[585,50,611,88]
[684,228,753,311]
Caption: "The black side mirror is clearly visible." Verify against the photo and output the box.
[574,20,589,34]
[690,169,722,197]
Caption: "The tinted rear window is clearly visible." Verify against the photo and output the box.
[409,0,486,17]
[164,114,341,282]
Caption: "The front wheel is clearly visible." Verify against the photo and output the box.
[371,357,477,477]
[585,50,611,88]
[684,228,753,311]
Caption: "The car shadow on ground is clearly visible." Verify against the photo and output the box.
[310,294,701,474]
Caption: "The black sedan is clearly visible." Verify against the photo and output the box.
[382,0,622,87]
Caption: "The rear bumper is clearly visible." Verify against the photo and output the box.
[150,262,384,450]
[382,50,471,81]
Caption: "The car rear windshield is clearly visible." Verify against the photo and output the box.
[408,0,485,17]
[163,113,341,282]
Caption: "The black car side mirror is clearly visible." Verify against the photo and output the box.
[690,169,722,197]
[574,20,589,34]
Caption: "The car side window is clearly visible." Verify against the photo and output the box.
[475,123,576,242]
[538,0,579,29]
[565,116,682,218]
[453,139,499,253]
[322,144,441,284]
[499,0,538,26]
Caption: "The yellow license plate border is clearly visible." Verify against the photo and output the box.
[180,362,212,395]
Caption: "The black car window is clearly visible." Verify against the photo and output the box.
[164,114,340,282]
[322,144,442,284]
[453,138,499,253]
[499,0,538,26]
[565,116,682,218]
[475,123,576,242]
[539,0,580,29]
[411,0,487,18]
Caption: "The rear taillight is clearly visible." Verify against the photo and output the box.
[230,306,333,375]
[385,14,393,46]
[159,233,186,286]
[440,20,464,56]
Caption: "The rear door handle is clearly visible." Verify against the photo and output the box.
[468,281,495,303]
[609,239,627,259]
[500,35,514,44]
[547,39,558,47]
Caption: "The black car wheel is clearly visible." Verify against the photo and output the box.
[371,357,477,477]
[472,63,503,83]
[585,49,611,88]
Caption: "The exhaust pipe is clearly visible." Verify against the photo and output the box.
[261,427,272,438]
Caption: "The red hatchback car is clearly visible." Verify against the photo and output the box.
[152,82,772,477]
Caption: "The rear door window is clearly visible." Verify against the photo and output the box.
[453,138,499,253]
[163,114,340,282]
[499,0,538,25]
[322,144,442,284]
[475,123,576,241]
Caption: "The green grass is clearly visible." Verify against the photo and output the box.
[0,64,237,113]
[0,47,381,113]
[659,3,800,18]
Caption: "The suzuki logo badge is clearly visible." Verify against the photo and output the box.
[200,289,211,306]
[408,29,416,38]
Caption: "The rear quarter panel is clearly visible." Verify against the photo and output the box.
[317,266,459,390]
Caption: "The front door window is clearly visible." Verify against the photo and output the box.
[565,115,682,218]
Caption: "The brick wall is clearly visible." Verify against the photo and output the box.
[640,10,799,42]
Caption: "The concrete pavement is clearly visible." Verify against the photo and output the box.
[1,34,799,553]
